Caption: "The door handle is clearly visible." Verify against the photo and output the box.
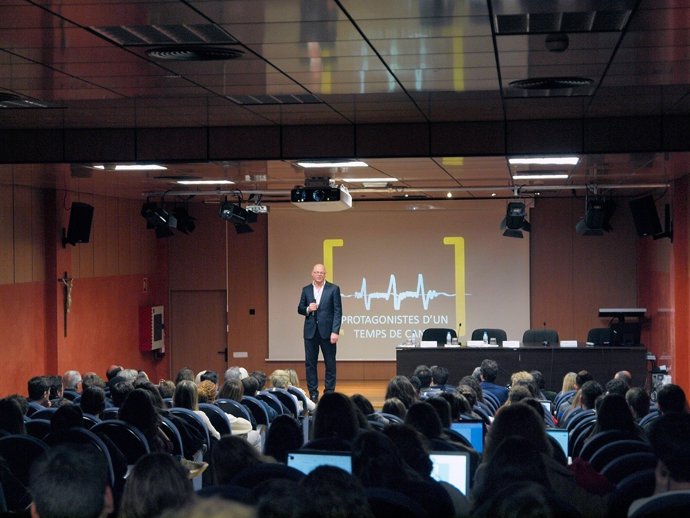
[217,347,228,362]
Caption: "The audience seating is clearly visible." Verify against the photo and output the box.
[159,415,184,458]
[366,487,428,518]
[608,469,656,518]
[240,396,269,426]
[25,418,51,440]
[256,391,287,416]
[600,452,658,485]
[198,402,232,436]
[26,401,47,416]
[638,410,660,429]
[31,407,57,420]
[216,398,253,422]
[91,419,151,465]
[62,389,80,401]
[265,388,300,418]
[579,431,643,462]
[482,392,500,412]
[569,417,597,458]
[82,413,101,429]
[629,492,690,518]
[168,407,211,454]
[0,434,49,488]
[565,408,595,432]
[286,386,310,414]
[101,407,119,420]
[588,440,653,473]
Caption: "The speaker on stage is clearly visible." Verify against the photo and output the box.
[63,202,94,246]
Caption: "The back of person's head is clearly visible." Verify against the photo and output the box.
[157,380,176,399]
[561,372,577,392]
[593,393,636,433]
[430,365,449,386]
[404,401,444,439]
[51,402,84,432]
[614,370,633,386]
[648,412,690,483]
[28,375,50,401]
[134,380,165,409]
[251,478,306,518]
[480,359,499,383]
[80,386,106,416]
[48,375,63,399]
[105,365,123,382]
[109,380,134,407]
[250,370,267,390]
[530,370,546,390]
[351,429,411,488]
[200,370,218,384]
[509,385,534,404]
[382,424,433,478]
[625,387,650,419]
[408,375,421,392]
[82,373,106,390]
[657,383,688,414]
[350,394,375,416]
[473,436,551,506]
[197,380,217,403]
[286,369,300,387]
[312,392,360,441]
[62,370,83,391]
[29,443,112,518]
[263,415,303,464]
[605,378,629,397]
[175,367,195,385]
[241,375,260,396]
[212,435,267,485]
[118,388,160,437]
[437,391,465,420]
[472,481,572,518]
[301,465,374,518]
[223,366,242,383]
[173,380,198,410]
[119,453,194,518]
[270,369,290,389]
[381,397,407,419]
[580,380,604,410]
[576,370,593,388]
[412,365,432,388]
[0,397,26,434]
[425,396,452,428]
[485,403,551,459]
[218,379,243,401]
[157,497,255,518]
[457,383,477,407]
[384,376,418,409]
[521,397,546,421]
[460,375,484,402]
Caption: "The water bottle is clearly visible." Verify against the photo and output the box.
[483,331,489,344]
[446,331,451,345]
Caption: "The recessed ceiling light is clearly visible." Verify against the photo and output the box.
[446,192,453,198]
[297,160,368,168]
[94,164,167,171]
[508,157,579,165]
[176,180,235,185]
[513,173,569,180]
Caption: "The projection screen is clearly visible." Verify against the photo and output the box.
[267,200,530,361]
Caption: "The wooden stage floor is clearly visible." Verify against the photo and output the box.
[326,380,389,410]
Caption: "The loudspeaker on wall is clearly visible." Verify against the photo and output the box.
[63,202,94,246]
[629,195,662,237]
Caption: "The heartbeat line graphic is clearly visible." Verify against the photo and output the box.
[343,274,454,311]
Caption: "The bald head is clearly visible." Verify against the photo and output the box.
[311,264,326,286]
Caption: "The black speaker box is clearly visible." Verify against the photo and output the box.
[629,195,662,237]
[64,202,94,245]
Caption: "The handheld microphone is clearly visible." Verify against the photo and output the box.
[312,300,317,318]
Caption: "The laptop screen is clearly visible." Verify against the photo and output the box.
[286,451,352,474]
[546,428,569,457]
[450,420,484,453]
[429,451,471,495]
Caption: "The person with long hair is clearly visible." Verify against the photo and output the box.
[173,380,221,440]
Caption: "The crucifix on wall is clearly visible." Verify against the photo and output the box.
[59,272,73,337]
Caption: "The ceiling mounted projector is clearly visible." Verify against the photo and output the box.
[290,185,352,212]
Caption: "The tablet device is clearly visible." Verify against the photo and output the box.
[546,428,569,457]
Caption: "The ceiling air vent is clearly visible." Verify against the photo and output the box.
[146,46,244,61]
[509,77,593,90]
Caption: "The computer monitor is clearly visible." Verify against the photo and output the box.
[286,451,352,474]
[429,451,471,495]
[546,428,569,458]
[450,420,484,453]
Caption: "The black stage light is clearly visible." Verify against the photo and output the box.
[501,202,530,238]
[173,207,196,234]
[219,200,250,224]
[576,197,615,236]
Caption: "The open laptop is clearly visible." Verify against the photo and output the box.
[429,451,471,495]
[286,450,352,474]
[546,428,569,457]
[450,420,484,453]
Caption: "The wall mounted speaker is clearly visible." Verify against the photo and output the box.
[63,202,94,246]
[629,195,662,237]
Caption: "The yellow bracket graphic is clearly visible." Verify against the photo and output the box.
[444,236,466,337]
[323,239,344,283]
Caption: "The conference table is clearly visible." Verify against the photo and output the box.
[395,343,649,391]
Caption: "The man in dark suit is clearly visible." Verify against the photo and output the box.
[298,263,342,402]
